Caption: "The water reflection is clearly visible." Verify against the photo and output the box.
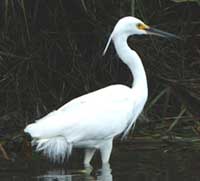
[1,146,200,181]
[36,163,112,181]
[97,164,112,181]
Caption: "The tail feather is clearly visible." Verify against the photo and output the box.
[32,137,72,163]
[24,123,72,162]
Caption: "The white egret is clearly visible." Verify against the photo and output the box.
[24,16,177,166]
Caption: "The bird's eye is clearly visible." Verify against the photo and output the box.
[137,23,144,30]
[136,23,149,30]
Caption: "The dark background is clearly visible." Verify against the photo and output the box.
[0,0,199,151]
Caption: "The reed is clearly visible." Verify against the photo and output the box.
[0,0,199,155]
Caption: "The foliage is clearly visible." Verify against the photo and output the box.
[0,0,199,155]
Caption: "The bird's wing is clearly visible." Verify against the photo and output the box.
[27,84,135,141]
[58,84,131,112]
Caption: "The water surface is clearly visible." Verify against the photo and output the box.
[1,144,200,181]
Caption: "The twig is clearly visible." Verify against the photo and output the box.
[131,0,136,16]
[81,0,88,12]
[0,144,10,160]
[167,107,186,132]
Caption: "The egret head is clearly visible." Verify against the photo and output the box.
[103,16,179,55]
[112,17,149,36]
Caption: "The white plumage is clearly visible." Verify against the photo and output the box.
[24,16,177,166]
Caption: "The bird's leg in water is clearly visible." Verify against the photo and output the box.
[84,148,96,166]
[100,139,113,164]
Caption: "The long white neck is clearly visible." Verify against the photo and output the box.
[113,34,148,94]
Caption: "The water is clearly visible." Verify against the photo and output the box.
[1,144,200,181]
